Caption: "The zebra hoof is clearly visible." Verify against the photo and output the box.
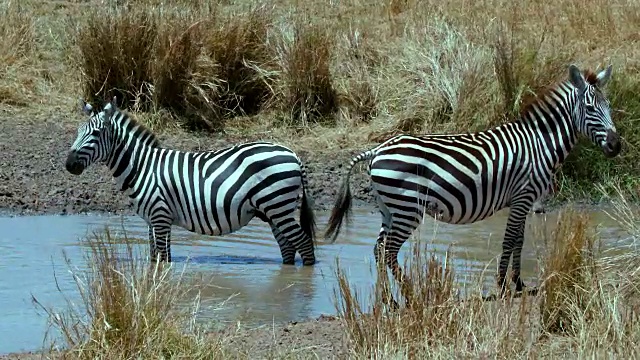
[302,258,316,266]
[282,259,295,266]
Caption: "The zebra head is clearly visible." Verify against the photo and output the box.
[568,64,621,158]
[65,97,118,176]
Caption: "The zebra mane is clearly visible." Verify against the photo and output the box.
[518,69,602,119]
[111,108,161,148]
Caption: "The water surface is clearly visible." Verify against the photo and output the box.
[0,207,632,354]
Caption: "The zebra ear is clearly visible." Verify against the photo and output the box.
[595,65,613,89]
[568,64,586,94]
[103,96,117,119]
[79,98,93,116]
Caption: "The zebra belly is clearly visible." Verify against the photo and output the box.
[370,165,491,225]
[171,200,255,237]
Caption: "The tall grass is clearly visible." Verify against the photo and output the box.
[5,0,640,195]
[334,203,640,358]
[0,1,39,106]
[33,229,227,359]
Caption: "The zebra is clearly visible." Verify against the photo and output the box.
[324,64,620,303]
[65,97,317,265]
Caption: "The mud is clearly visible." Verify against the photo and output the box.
[0,315,347,359]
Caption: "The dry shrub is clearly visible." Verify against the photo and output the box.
[334,201,640,357]
[539,209,598,334]
[75,4,275,132]
[33,229,225,359]
[334,29,380,125]
[0,1,37,106]
[275,21,338,126]
[75,7,157,109]
[334,236,545,358]
[151,18,202,122]
[368,19,496,140]
[335,244,461,357]
[184,7,274,131]
[492,20,575,124]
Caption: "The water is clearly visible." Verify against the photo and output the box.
[0,207,633,354]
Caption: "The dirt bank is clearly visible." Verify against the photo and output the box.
[0,315,347,359]
[0,109,376,217]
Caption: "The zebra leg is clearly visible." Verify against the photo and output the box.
[272,224,297,265]
[271,216,316,266]
[375,219,417,309]
[148,226,158,262]
[257,212,296,265]
[372,207,398,309]
[150,223,172,263]
[498,200,530,295]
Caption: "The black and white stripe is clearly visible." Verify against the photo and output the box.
[66,98,316,265]
[325,64,620,299]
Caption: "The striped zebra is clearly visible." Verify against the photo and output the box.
[325,64,620,301]
[65,97,316,265]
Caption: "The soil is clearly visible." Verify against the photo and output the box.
[0,108,376,217]
[0,315,348,359]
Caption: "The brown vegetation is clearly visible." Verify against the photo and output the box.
[1,0,639,196]
[334,198,640,358]
[32,229,227,359]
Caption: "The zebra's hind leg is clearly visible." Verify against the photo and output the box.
[255,212,296,265]
[374,217,417,310]
[263,212,316,266]
[257,212,296,265]
[148,226,158,262]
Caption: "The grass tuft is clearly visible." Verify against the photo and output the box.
[75,7,157,110]
[334,203,640,357]
[0,1,38,106]
[275,21,338,126]
[33,228,226,359]
[539,209,598,334]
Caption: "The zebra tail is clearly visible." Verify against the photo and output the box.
[324,150,375,243]
[299,163,317,247]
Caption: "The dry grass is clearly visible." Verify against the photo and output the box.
[273,20,338,126]
[539,209,598,335]
[32,229,228,359]
[75,7,158,110]
[0,1,39,106]
[334,202,640,358]
[3,0,640,193]
[28,200,640,359]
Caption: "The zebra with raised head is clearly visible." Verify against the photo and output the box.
[65,97,317,265]
[325,64,620,302]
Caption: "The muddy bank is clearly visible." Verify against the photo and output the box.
[0,315,347,359]
[0,110,375,217]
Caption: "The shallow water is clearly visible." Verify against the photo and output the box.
[0,206,633,354]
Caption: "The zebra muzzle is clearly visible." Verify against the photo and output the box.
[603,130,621,158]
[65,152,84,175]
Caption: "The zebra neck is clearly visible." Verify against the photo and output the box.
[521,87,579,170]
[107,127,156,196]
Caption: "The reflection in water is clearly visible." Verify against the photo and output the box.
[0,207,633,354]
